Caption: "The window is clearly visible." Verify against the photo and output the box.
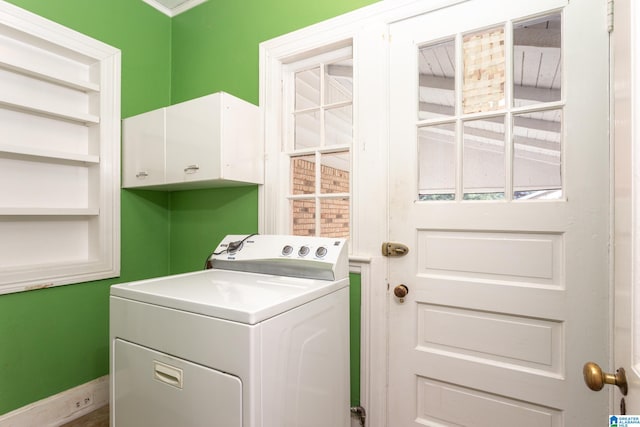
[285,46,353,238]
[0,3,121,294]
[262,33,385,256]
[417,13,562,202]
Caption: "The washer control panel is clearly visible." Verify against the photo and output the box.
[214,235,344,261]
[208,234,348,280]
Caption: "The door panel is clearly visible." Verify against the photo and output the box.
[388,0,609,425]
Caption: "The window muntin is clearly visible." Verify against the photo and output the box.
[416,12,562,202]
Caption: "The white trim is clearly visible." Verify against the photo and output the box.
[141,0,207,17]
[632,0,640,380]
[351,257,388,427]
[615,0,640,405]
[0,376,109,427]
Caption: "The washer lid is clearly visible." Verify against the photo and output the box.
[110,269,348,325]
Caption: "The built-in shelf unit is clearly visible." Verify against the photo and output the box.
[0,2,121,294]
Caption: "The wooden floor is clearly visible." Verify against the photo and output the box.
[60,405,109,427]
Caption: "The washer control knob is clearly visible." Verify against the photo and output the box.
[298,246,310,257]
[282,245,294,256]
[315,246,328,258]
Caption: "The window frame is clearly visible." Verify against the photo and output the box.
[284,46,353,239]
[259,8,393,257]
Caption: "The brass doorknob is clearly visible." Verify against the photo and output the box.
[394,284,409,299]
[583,362,628,395]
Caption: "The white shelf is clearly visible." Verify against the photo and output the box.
[0,207,99,216]
[0,98,100,125]
[0,0,121,293]
[0,58,100,92]
[0,143,99,164]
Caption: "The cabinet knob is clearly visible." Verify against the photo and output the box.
[136,171,149,179]
[184,165,200,174]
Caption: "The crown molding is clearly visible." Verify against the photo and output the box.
[142,0,207,17]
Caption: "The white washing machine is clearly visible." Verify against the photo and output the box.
[109,234,350,427]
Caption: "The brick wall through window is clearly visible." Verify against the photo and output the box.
[291,158,349,238]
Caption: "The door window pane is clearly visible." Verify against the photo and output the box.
[513,14,561,107]
[418,39,455,119]
[463,117,505,200]
[321,152,350,194]
[513,110,562,200]
[463,27,505,114]
[418,123,456,201]
[415,16,563,204]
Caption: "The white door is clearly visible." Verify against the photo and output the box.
[388,0,611,425]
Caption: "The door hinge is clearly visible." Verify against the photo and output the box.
[351,406,366,427]
[607,0,614,33]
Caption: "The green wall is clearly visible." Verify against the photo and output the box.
[3,0,173,118]
[0,0,376,416]
[168,187,259,274]
[171,0,378,104]
[349,273,362,406]
[0,0,172,415]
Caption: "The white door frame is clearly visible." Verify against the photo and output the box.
[614,0,640,412]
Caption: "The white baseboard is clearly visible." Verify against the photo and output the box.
[0,375,109,427]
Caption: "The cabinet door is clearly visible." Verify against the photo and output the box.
[165,94,221,183]
[122,108,165,188]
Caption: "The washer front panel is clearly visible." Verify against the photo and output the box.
[114,339,242,427]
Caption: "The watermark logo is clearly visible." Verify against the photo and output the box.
[611,415,640,426]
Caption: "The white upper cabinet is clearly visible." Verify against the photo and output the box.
[122,92,262,190]
[122,108,165,188]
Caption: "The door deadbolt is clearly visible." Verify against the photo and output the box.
[382,242,409,257]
